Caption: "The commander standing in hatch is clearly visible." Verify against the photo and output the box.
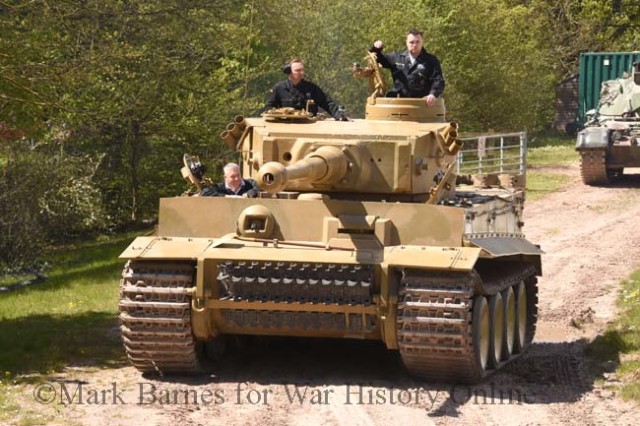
[370,28,445,107]
[264,58,349,121]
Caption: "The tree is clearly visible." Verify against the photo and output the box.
[1,1,261,224]
[520,0,640,78]
[0,140,105,271]
[2,0,640,259]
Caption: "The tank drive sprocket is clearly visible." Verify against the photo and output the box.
[119,260,205,374]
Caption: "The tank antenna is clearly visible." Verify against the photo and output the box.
[242,0,256,116]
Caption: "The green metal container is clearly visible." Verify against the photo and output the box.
[578,51,640,124]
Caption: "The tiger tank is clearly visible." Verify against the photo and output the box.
[576,61,640,184]
[118,52,542,383]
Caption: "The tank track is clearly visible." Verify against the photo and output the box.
[579,149,610,185]
[397,263,538,383]
[118,260,204,374]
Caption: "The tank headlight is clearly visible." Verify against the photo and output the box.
[237,205,276,238]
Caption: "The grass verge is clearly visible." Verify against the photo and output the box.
[0,233,139,376]
[526,170,573,201]
[587,270,640,403]
[0,231,145,424]
[526,136,577,200]
[527,142,578,167]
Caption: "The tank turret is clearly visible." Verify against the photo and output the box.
[234,51,461,201]
[236,112,461,203]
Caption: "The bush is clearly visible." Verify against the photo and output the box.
[0,140,106,272]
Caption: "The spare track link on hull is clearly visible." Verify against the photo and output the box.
[579,149,610,185]
[217,260,377,333]
[397,264,538,384]
[119,260,203,374]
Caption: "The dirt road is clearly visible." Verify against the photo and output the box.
[21,162,640,425]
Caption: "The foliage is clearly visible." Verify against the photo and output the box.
[524,0,640,78]
[0,140,106,271]
[1,1,254,225]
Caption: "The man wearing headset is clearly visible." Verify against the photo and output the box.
[264,58,349,121]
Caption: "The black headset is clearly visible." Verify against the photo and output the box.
[282,58,303,75]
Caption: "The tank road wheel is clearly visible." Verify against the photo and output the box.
[513,281,527,353]
[472,296,490,373]
[579,149,610,185]
[501,286,516,359]
[487,293,504,368]
[119,260,206,375]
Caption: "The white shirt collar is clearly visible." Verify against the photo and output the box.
[225,181,242,194]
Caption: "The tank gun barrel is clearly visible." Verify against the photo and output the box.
[257,146,349,193]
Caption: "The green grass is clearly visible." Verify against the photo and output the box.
[0,232,144,379]
[527,134,577,167]
[0,231,146,424]
[524,136,577,200]
[528,133,576,148]
[525,170,573,201]
[527,142,578,167]
[587,270,640,402]
[619,360,640,400]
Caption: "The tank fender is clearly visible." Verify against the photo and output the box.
[576,127,609,149]
[467,236,543,275]
[119,236,217,260]
[467,236,542,256]
[383,246,481,271]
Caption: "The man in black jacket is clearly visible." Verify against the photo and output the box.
[265,58,348,121]
[200,163,259,197]
[370,29,445,107]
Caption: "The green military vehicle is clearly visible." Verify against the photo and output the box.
[118,53,542,383]
[576,61,640,184]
